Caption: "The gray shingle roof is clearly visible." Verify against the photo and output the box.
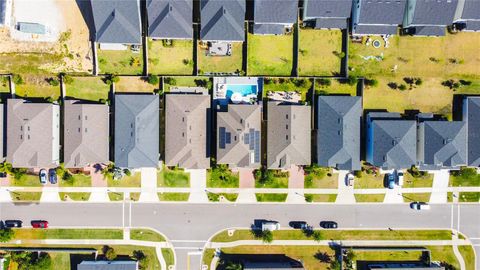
[6,99,60,168]
[267,102,311,169]
[0,0,6,25]
[217,104,261,168]
[254,0,298,24]
[366,113,416,170]
[78,260,138,270]
[465,20,480,30]
[417,121,467,170]
[317,96,362,171]
[353,24,398,35]
[200,0,245,41]
[64,100,109,168]
[409,0,458,26]
[461,0,480,20]
[411,25,446,35]
[303,0,353,20]
[90,0,142,44]
[114,95,159,168]
[464,97,480,166]
[147,0,192,39]
[356,0,407,25]
[253,24,287,34]
[314,17,348,28]
[165,94,211,169]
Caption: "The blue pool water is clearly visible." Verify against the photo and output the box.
[226,84,257,98]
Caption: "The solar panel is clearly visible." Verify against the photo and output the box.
[226,132,231,144]
[244,133,250,145]
[254,130,260,163]
[219,127,226,149]
[249,128,255,150]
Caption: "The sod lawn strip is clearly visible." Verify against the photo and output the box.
[130,229,165,242]
[10,192,41,201]
[305,194,337,203]
[255,193,288,202]
[12,228,123,240]
[162,248,175,268]
[65,76,109,102]
[458,245,475,270]
[354,194,385,203]
[108,192,124,201]
[158,192,190,201]
[402,193,431,202]
[60,192,90,201]
[207,193,238,202]
[459,192,480,202]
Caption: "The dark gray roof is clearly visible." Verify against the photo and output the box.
[147,0,193,39]
[417,121,467,170]
[90,0,142,44]
[304,0,353,20]
[114,95,159,168]
[78,260,138,270]
[464,97,480,166]
[254,0,298,24]
[253,24,286,34]
[317,96,362,171]
[200,0,245,41]
[465,20,480,30]
[411,25,446,35]
[0,0,6,25]
[410,0,458,26]
[314,17,348,28]
[356,0,407,25]
[353,24,398,35]
[461,0,480,20]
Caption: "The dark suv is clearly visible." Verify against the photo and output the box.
[320,221,338,229]
[48,169,57,184]
[4,220,23,228]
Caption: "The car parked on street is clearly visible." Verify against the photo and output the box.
[320,221,338,229]
[410,202,431,210]
[48,169,57,184]
[4,220,23,228]
[261,221,280,231]
[289,221,309,230]
[387,173,395,189]
[31,220,48,228]
[39,169,47,185]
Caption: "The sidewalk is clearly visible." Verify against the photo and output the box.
[286,165,305,203]
[187,169,208,203]
[139,168,159,202]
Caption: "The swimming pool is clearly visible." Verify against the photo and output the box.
[226,84,257,99]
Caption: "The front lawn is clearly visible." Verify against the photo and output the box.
[59,173,92,187]
[263,77,312,100]
[198,42,243,74]
[248,33,293,76]
[130,229,165,242]
[148,39,193,75]
[207,165,239,188]
[13,228,123,240]
[354,171,385,189]
[11,173,41,187]
[450,168,480,187]
[403,172,434,188]
[299,29,343,76]
[402,193,431,202]
[60,192,90,201]
[459,192,480,202]
[97,47,143,75]
[107,172,141,187]
[304,166,338,189]
[10,192,41,201]
[15,75,61,100]
[158,192,190,201]
[255,169,289,188]
[304,194,337,203]
[114,76,157,93]
[65,76,110,102]
[158,166,190,187]
[255,193,288,202]
[354,194,385,203]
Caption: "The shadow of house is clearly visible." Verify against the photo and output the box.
[75,0,96,41]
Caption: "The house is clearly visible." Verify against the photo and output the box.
[253,0,298,35]
[78,260,138,270]
[463,97,480,167]
[303,0,353,29]
[114,95,159,168]
[200,0,246,41]
[6,99,60,168]
[217,104,261,168]
[352,0,407,35]
[267,101,311,169]
[366,112,416,170]
[403,0,458,36]
[147,0,193,39]
[453,0,480,31]
[90,0,142,45]
[317,96,362,171]
[63,100,109,168]
[165,93,211,169]
[417,121,467,170]
[0,0,12,27]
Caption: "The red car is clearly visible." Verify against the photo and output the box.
[31,220,48,229]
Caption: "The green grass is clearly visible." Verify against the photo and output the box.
[255,177,288,188]
[207,167,239,188]
[50,253,70,270]
[158,192,190,201]
[304,194,337,203]
[65,76,109,102]
[198,42,243,74]
[107,172,141,187]
[13,228,123,240]
[450,169,480,187]
[97,47,143,75]
[248,33,293,76]
[304,167,338,189]
[354,173,385,189]
[59,192,90,201]
[202,248,216,269]
[108,192,124,201]
[148,39,193,75]
[315,78,357,96]
[12,174,41,187]
[115,76,157,93]
[130,192,141,201]
[263,78,312,100]
[0,76,10,93]
[207,192,238,202]
[255,193,288,202]
[10,192,42,201]
[447,192,453,202]
[354,250,423,261]
[15,75,60,100]
[402,193,431,202]
[459,192,480,202]
[158,167,190,187]
[298,29,343,76]
[59,174,92,187]
[403,173,434,188]
[354,194,386,203]
[427,246,460,270]
[130,229,165,242]
[162,248,175,268]
[163,76,208,92]
[458,245,475,270]
[0,52,64,74]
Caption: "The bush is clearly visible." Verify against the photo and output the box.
[12,74,24,85]
[387,82,398,89]
[312,231,322,242]
[398,84,407,91]
[364,78,378,87]
[345,75,357,86]
[304,194,313,203]
[123,169,132,176]
[316,78,331,87]
[147,74,159,85]
[48,78,60,86]
[104,246,117,260]
[11,168,27,180]
[0,228,14,242]
[129,57,141,67]
[164,77,177,85]
[292,79,307,88]
[63,75,74,84]
[408,166,427,178]
[103,74,120,85]
[261,230,273,243]
[10,252,52,270]
[354,170,363,178]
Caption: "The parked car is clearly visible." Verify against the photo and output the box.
[289,221,309,230]
[39,169,47,185]
[387,173,395,189]
[4,220,23,228]
[410,202,431,210]
[48,169,57,184]
[31,220,48,229]
[320,221,338,229]
[261,221,280,231]
[396,171,404,186]
[345,173,354,186]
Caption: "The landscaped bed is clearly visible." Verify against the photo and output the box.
[158,166,190,187]
[65,76,110,102]
[248,33,293,76]
[114,76,157,93]
[263,77,312,100]
[207,165,239,188]
[298,29,343,76]
[97,47,143,75]
[304,166,338,189]
[198,42,243,74]
[148,39,193,75]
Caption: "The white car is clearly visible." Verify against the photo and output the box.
[410,202,431,210]
[397,171,404,186]
[39,169,47,185]
[345,173,354,186]
[261,221,280,231]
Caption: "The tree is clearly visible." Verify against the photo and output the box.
[316,78,331,87]
[329,260,341,270]
[63,75,74,84]
[0,228,14,242]
[10,251,52,270]
[104,246,117,260]
[225,261,243,270]
[345,75,357,86]
[12,74,24,85]
[261,229,273,243]
[133,250,149,269]
[11,168,27,180]
[312,231,322,242]
[0,162,13,175]
[398,84,407,91]
[147,74,159,85]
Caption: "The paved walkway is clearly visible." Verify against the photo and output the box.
[430,170,450,203]
[236,168,257,203]
[335,171,355,204]
[286,166,305,203]
[40,187,61,202]
[89,188,110,202]
[187,169,208,203]
[139,168,159,202]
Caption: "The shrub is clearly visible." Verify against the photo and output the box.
[48,78,60,86]
[147,74,159,85]
[346,75,357,86]
[104,246,117,261]
[364,78,378,87]
[63,75,74,84]
[316,78,331,87]
[459,80,472,86]
[123,169,131,176]
[0,228,14,242]
[261,230,273,243]
[354,170,363,178]
[398,84,407,91]
[12,74,24,85]
[387,82,398,89]
[414,78,423,86]
[312,231,322,242]
[304,194,313,202]
[292,79,307,88]
[164,77,177,85]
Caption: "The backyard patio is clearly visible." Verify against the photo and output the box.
[198,42,243,74]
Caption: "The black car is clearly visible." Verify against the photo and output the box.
[289,221,309,230]
[48,169,57,184]
[320,221,338,229]
[4,220,23,228]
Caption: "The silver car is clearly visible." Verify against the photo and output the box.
[39,169,47,184]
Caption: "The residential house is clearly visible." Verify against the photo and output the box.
[352,0,407,35]
[217,104,261,168]
[114,95,159,168]
[303,0,353,29]
[147,0,193,39]
[317,96,362,171]
[0,0,12,27]
[6,99,60,168]
[63,100,109,168]
[200,0,246,41]
[366,112,416,170]
[78,260,138,270]
[463,97,480,167]
[253,0,299,35]
[417,121,467,170]
[403,0,458,36]
[165,93,211,169]
[453,0,480,31]
[90,0,142,45]
[267,101,311,169]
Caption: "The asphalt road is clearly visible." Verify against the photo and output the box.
[0,202,478,269]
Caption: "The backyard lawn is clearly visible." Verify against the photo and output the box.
[158,166,190,187]
[97,47,143,75]
[0,76,10,93]
[65,76,109,102]
[114,76,157,93]
[304,167,338,189]
[263,78,312,100]
[15,75,60,100]
[248,33,293,76]
[0,52,64,74]
[107,172,141,187]
[158,192,190,201]
[299,29,343,76]
[163,76,209,92]
[315,78,357,96]
[198,42,243,74]
[148,39,193,75]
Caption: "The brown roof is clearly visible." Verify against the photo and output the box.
[267,101,311,169]
[6,99,60,168]
[64,100,110,168]
[165,94,211,169]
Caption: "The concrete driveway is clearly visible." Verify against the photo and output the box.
[139,168,159,202]
[430,170,450,203]
[187,169,208,203]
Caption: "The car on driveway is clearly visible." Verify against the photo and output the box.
[387,173,395,189]
[289,221,309,230]
[48,169,57,184]
[410,202,431,210]
[396,171,404,186]
[345,173,354,186]
[31,220,48,229]
[4,220,23,228]
[39,169,47,184]
[320,221,338,229]
[261,221,280,231]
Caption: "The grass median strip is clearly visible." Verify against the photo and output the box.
[162,248,175,268]
[10,192,42,201]
[60,192,90,201]
[459,192,480,202]
[158,192,190,201]
[255,193,288,202]
[354,194,385,203]
[130,229,165,242]
[402,193,431,202]
[304,194,337,203]
[458,245,475,270]
[13,229,124,240]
